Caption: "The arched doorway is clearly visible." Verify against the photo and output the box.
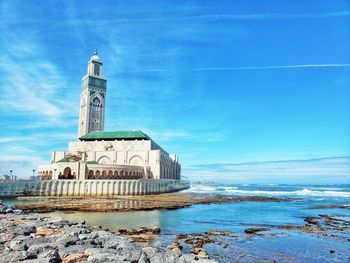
[59,167,75,179]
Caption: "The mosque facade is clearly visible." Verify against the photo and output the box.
[38,51,182,184]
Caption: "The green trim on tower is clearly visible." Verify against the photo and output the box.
[87,160,98,164]
[79,130,151,141]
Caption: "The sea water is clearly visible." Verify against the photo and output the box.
[4,184,350,262]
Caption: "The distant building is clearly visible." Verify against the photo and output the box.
[38,51,181,182]
[0,174,17,181]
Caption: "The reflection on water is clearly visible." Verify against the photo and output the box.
[45,210,162,230]
[2,198,42,206]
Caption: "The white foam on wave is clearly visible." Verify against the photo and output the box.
[185,185,238,193]
[217,186,238,190]
[224,188,350,197]
[295,189,350,197]
[183,185,217,193]
[186,184,350,197]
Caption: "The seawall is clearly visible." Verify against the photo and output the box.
[0,179,190,197]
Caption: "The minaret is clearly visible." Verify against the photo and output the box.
[78,50,107,138]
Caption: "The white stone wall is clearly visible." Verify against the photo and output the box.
[45,138,181,180]
[0,180,190,197]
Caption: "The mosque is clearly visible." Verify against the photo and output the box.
[37,51,188,195]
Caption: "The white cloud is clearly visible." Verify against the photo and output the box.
[127,64,350,73]
[185,157,350,184]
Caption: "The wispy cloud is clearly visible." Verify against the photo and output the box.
[12,11,350,24]
[186,157,350,183]
[1,44,67,119]
[125,64,350,73]
[0,137,19,143]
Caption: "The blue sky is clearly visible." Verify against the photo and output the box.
[0,0,349,183]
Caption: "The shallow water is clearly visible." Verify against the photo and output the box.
[4,184,350,262]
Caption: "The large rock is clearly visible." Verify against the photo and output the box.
[61,253,89,263]
[35,227,65,237]
[27,243,59,257]
[0,250,29,262]
[59,244,95,258]
[138,246,166,263]
[87,252,124,262]
[5,239,28,251]
[115,239,142,262]
[56,235,79,247]
[37,248,61,263]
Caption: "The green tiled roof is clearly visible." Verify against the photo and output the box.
[79,130,151,141]
[87,160,98,164]
[57,158,70,163]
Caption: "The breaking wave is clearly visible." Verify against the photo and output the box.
[186,185,350,197]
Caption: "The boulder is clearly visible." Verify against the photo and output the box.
[37,248,61,263]
[35,227,65,237]
[56,235,79,247]
[59,244,94,258]
[5,239,28,251]
[61,253,89,263]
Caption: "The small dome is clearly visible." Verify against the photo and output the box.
[90,49,101,62]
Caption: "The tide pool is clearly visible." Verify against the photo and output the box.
[4,184,350,262]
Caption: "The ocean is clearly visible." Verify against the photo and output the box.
[5,184,350,262]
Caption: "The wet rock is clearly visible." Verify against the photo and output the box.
[244,227,270,235]
[116,226,161,243]
[0,212,217,262]
[167,241,182,257]
[14,194,287,213]
[304,217,319,225]
[153,240,162,249]
[152,227,161,234]
[205,229,231,236]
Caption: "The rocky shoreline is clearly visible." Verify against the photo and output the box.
[14,193,286,213]
[0,201,216,263]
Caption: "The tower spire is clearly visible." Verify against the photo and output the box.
[78,51,107,138]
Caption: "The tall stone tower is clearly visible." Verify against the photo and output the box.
[78,50,107,138]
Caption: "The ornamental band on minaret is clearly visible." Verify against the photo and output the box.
[36,50,189,196]
[78,50,107,138]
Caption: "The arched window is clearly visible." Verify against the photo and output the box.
[92,97,100,107]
